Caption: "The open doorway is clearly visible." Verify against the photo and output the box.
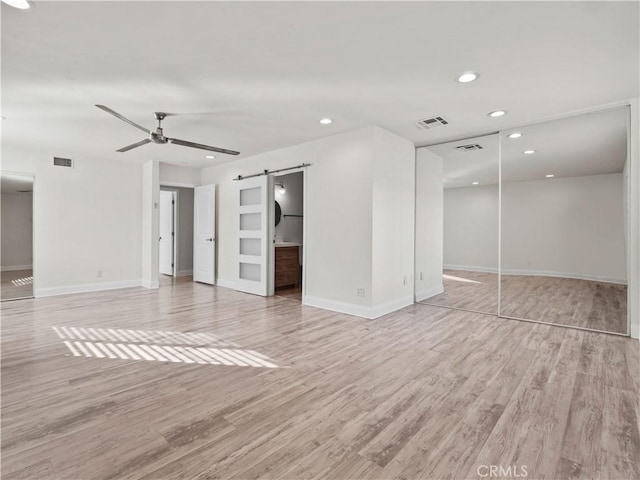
[1,173,34,301]
[273,171,304,301]
[158,185,194,287]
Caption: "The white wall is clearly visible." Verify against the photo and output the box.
[443,184,499,272]
[141,160,159,289]
[0,146,142,296]
[201,125,415,318]
[502,173,626,283]
[443,173,627,283]
[414,148,444,301]
[1,193,33,270]
[159,163,201,186]
[371,127,415,310]
[274,171,303,244]
[160,185,194,275]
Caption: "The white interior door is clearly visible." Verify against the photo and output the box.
[236,175,274,296]
[159,191,175,276]
[193,184,216,285]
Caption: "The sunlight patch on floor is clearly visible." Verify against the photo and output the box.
[443,274,482,284]
[11,276,33,287]
[53,326,279,368]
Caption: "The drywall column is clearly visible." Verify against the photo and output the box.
[414,148,444,301]
[141,160,159,288]
[629,98,639,339]
[371,127,416,315]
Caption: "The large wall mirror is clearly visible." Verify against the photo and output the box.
[415,134,499,315]
[500,107,629,334]
[415,106,629,336]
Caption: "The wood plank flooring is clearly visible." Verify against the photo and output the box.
[1,280,639,479]
[421,270,627,334]
[0,269,33,301]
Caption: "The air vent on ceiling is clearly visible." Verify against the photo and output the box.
[415,116,449,130]
[456,144,484,151]
[53,157,73,168]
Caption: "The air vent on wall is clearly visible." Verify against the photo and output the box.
[455,144,484,151]
[53,157,73,168]
[415,116,449,130]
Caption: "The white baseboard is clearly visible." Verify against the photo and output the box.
[500,268,627,285]
[141,279,159,289]
[415,284,444,302]
[370,296,415,318]
[1,265,32,272]
[216,278,237,290]
[303,295,414,320]
[444,264,498,274]
[444,264,627,285]
[177,270,193,277]
[36,279,142,298]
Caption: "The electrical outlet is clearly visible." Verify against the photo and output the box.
[356,287,365,297]
[97,270,103,278]
[403,276,407,285]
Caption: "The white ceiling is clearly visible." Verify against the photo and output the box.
[1,174,33,194]
[1,2,638,168]
[433,106,629,188]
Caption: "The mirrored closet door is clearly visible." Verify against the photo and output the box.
[500,107,629,334]
[415,134,499,315]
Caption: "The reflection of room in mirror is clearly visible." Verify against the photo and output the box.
[500,107,629,334]
[1,174,34,301]
[415,134,499,315]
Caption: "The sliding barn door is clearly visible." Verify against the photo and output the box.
[193,184,216,285]
[235,176,274,296]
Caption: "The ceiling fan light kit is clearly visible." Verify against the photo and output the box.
[95,105,240,155]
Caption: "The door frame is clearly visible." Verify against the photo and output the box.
[0,171,36,300]
[272,168,307,299]
[159,189,177,277]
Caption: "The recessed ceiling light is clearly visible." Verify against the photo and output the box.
[457,72,479,83]
[488,110,507,118]
[508,132,522,139]
[523,150,536,155]
[319,118,332,125]
[545,174,554,178]
[205,155,215,159]
[1,0,30,9]
[472,182,479,185]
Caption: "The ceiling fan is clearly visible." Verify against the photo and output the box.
[95,105,240,155]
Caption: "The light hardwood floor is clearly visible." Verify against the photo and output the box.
[422,270,627,334]
[0,269,33,302]
[1,280,639,480]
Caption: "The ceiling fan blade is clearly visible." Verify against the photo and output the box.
[96,105,151,135]
[116,138,151,152]
[168,137,240,155]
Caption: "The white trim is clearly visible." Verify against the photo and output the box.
[160,181,198,189]
[444,264,627,285]
[415,284,444,302]
[216,278,237,290]
[177,269,193,277]
[1,265,32,272]
[141,280,159,289]
[36,279,142,297]
[303,295,414,320]
[370,296,414,318]
[500,269,626,285]
[444,264,499,274]
[628,98,639,339]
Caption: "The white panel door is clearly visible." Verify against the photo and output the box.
[193,184,216,285]
[159,190,175,276]
[236,175,274,296]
